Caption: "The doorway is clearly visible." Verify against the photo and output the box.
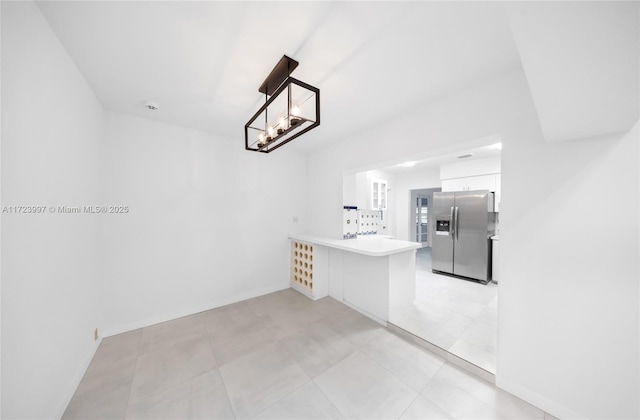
[402,248,498,373]
[409,188,440,248]
[416,195,429,245]
[342,140,502,375]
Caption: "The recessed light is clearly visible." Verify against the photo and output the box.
[457,153,474,159]
[489,142,502,150]
[398,161,417,167]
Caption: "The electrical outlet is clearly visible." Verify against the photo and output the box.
[94,328,98,341]
[293,216,299,223]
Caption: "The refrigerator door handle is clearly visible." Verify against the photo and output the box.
[454,206,460,241]
[450,206,455,240]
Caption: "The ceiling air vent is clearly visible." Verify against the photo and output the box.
[457,153,474,159]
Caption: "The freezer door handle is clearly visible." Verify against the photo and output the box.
[454,206,460,241]
[450,206,455,240]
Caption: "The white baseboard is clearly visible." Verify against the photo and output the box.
[101,282,290,338]
[387,322,495,385]
[341,299,388,326]
[495,375,586,420]
[55,284,290,418]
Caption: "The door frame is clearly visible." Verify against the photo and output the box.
[408,187,441,248]
[415,194,429,246]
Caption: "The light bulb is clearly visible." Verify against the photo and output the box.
[268,126,274,137]
[258,132,265,145]
[291,105,300,116]
[277,117,287,135]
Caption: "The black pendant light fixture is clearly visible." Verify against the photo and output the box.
[245,55,320,153]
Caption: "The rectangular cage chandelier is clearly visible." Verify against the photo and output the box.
[245,55,320,153]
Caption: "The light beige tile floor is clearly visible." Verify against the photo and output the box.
[64,288,547,419]
[391,247,498,373]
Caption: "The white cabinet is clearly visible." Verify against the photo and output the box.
[289,234,420,324]
[441,174,501,211]
[441,174,496,192]
[371,179,387,210]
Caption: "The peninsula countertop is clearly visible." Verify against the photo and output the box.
[288,234,421,257]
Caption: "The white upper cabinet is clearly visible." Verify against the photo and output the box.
[441,174,496,192]
[441,174,501,211]
[440,157,501,211]
[371,179,387,210]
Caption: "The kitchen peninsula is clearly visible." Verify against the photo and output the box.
[289,234,421,324]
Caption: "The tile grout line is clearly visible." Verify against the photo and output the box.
[428,360,545,419]
[251,376,313,419]
[393,341,448,419]
[420,361,497,420]
[207,303,279,420]
[213,296,316,419]
[398,362,454,420]
[208,310,276,369]
[310,375,351,420]
[388,322,496,384]
[212,348,238,420]
[249,295,354,419]
[356,335,435,412]
[122,328,145,419]
[395,392,422,420]
[125,320,220,415]
[212,327,272,419]
[73,289,507,420]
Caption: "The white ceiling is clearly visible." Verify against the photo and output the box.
[36,1,522,154]
[505,2,639,143]
[380,142,502,174]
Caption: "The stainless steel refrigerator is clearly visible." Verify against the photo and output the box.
[432,190,495,283]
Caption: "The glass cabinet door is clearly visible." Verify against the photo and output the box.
[416,195,428,244]
[371,179,387,210]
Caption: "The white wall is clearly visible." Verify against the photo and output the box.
[369,170,393,234]
[393,166,441,242]
[1,6,309,418]
[440,155,501,179]
[498,122,639,419]
[2,2,637,419]
[307,69,523,240]
[342,172,359,209]
[342,169,394,234]
[1,2,104,418]
[505,1,639,143]
[306,66,640,419]
[101,111,308,335]
[0,0,3,414]
[344,170,394,210]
